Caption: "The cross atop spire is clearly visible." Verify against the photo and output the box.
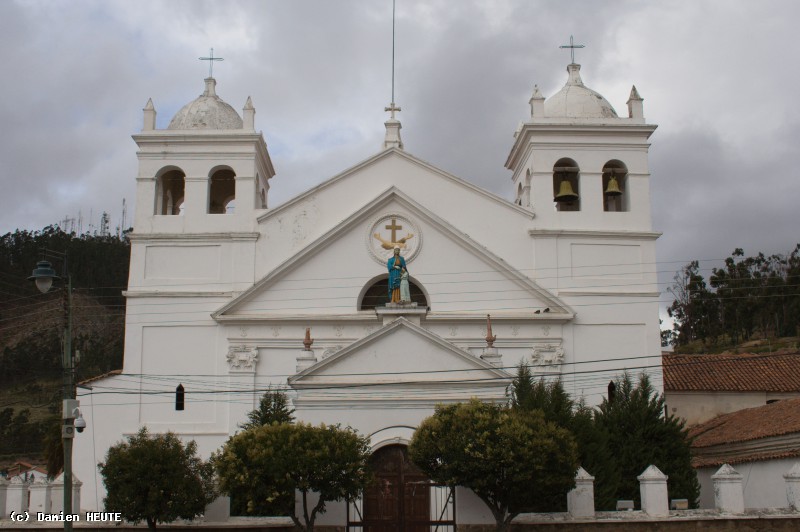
[199,48,224,78]
[383,104,404,150]
[559,35,585,64]
[385,102,401,120]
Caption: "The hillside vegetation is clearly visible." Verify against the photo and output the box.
[0,226,130,462]
[667,245,800,352]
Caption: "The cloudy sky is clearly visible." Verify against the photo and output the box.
[2,0,798,311]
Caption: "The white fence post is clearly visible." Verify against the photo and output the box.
[712,464,744,514]
[637,465,669,517]
[567,467,595,518]
[784,462,800,511]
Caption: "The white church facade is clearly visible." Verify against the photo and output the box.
[75,61,662,524]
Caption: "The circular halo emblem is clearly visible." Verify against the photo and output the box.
[366,214,421,266]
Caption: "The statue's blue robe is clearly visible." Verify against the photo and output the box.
[387,256,407,298]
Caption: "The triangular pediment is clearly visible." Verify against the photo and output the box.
[289,318,511,395]
[214,187,573,319]
[258,148,531,224]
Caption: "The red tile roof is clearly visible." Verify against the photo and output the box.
[690,397,800,447]
[78,369,122,386]
[663,351,800,392]
[692,449,800,469]
[689,397,800,467]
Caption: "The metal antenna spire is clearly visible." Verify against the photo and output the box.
[385,0,401,120]
[391,0,396,105]
[199,48,224,78]
[559,35,585,64]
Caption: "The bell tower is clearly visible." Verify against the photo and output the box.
[127,76,275,295]
[505,62,656,233]
[132,76,275,235]
[505,59,662,392]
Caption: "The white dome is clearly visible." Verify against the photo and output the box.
[544,64,617,119]
[168,78,243,130]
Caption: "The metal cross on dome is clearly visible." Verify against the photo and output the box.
[559,35,585,64]
[199,48,224,78]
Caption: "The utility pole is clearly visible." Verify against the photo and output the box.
[29,254,82,532]
[62,272,75,531]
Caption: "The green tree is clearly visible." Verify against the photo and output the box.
[595,373,699,508]
[668,260,719,346]
[230,389,296,516]
[239,389,295,430]
[409,399,578,532]
[509,366,619,510]
[509,365,573,427]
[214,422,371,531]
[99,428,216,530]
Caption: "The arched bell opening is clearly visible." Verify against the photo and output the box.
[553,158,580,211]
[358,274,429,310]
[602,160,629,212]
[208,167,236,214]
[155,168,186,215]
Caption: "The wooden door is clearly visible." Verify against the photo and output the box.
[362,445,430,532]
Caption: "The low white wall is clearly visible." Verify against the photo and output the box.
[698,458,798,509]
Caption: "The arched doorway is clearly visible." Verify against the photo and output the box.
[350,444,455,531]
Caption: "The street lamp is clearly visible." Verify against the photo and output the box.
[29,255,80,531]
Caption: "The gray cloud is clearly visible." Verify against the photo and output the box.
[1,0,798,312]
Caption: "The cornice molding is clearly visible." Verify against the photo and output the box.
[123,290,233,298]
[557,290,660,298]
[128,232,260,242]
[528,229,661,240]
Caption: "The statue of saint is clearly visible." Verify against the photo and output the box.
[387,247,407,303]
[400,269,411,303]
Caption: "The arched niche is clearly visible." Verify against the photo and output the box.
[602,160,629,212]
[155,167,185,215]
[358,273,429,310]
[553,157,580,211]
[208,166,236,214]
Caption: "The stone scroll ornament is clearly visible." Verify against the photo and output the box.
[530,343,565,366]
[226,345,259,372]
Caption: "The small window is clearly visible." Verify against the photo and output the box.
[176,384,185,411]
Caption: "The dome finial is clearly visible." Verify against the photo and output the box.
[203,77,217,97]
[566,63,584,86]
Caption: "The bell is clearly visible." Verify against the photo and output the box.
[604,176,622,197]
[554,180,578,202]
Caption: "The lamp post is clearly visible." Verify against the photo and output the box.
[29,256,79,531]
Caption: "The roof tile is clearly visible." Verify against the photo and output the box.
[663,351,800,392]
